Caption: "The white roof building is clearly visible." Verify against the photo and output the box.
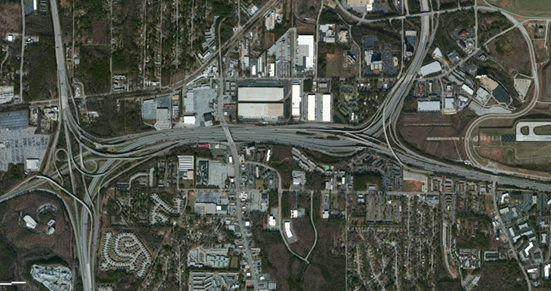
[24,215,37,229]
[238,103,283,120]
[322,94,331,122]
[420,61,442,77]
[268,215,276,227]
[443,98,456,115]
[417,100,441,113]
[292,84,301,117]
[297,35,315,70]
[461,84,474,96]
[238,87,284,102]
[182,115,196,126]
[475,87,490,104]
[284,221,293,239]
[307,94,316,121]
[433,47,443,58]
[25,158,40,173]
[178,155,194,180]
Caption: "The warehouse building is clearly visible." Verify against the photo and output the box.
[297,35,315,71]
[178,155,194,180]
[417,99,441,113]
[305,94,332,122]
[420,61,442,77]
[237,87,285,122]
[291,84,301,118]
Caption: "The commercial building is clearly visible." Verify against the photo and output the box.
[25,158,40,173]
[475,87,490,104]
[417,99,441,113]
[178,155,194,180]
[297,35,315,71]
[420,61,442,77]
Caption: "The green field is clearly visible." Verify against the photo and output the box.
[488,0,551,17]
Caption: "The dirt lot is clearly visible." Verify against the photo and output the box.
[0,192,74,290]
[487,27,532,76]
[296,21,316,34]
[398,110,477,161]
[0,3,21,39]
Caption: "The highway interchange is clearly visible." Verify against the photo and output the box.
[2,0,551,289]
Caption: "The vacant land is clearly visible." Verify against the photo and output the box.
[474,261,527,291]
[24,15,57,101]
[83,99,153,137]
[477,11,512,45]
[488,28,532,76]
[77,46,111,94]
[398,110,476,161]
[269,146,301,189]
[324,45,359,78]
[0,3,21,38]
[0,192,74,291]
[453,212,492,249]
[489,0,551,17]
[290,217,315,257]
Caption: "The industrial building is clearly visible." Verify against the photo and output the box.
[291,84,301,117]
[417,99,441,113]
[194,192,229,215]
[305,94,332,122]
[177,155,194,180]
[237,87,285,122]
[420,61,443,77]
[296,35,315,71]
[238,103,284,120]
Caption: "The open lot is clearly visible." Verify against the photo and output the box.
[0,3,21,39]
[487,28,532,76]
[489,0,551,17]
[323,44,359,78]
[83,99,154,137]
[398,111,476,162]
[474,261,527,291]
[23,15,58,101]
[77,46,111,94]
